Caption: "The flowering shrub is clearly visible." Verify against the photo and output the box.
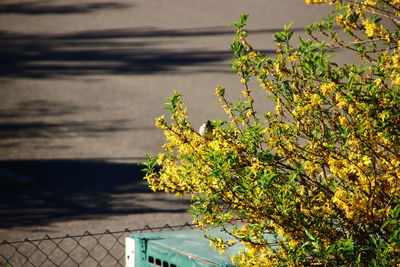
[143,0,400,265]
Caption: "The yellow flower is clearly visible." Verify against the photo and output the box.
[215,86,225,97]
[293,94,301,103]
[288,51,300,62]
[392,73,400,86]
[275,99,284,116]
[332,188,347,204]
[210,237,227,254]
[310,93,323,106]
[361,155,373,166]
[364,0,379,6]
[262,81,275,92]
[374,78,383,87]
[305,0,327,4]
[336,96,349,109]
[246,110,255,119]
[348,104,356,115]
[392,53,400,68]
[339,116,348,126]
[274,60,289,78]
[320,82,336,96]
[362,18,385,38]
[155,115,168,129]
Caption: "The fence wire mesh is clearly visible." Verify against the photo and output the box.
[0,223,195,267]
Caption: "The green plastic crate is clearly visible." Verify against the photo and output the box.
[125,228,242,267]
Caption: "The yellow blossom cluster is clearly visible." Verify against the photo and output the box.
[392,52,400,69]
[320,81,336,96]
[362,18,387,38]
[305,0,328,4]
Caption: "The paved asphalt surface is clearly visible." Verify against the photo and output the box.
[0,0,334,241]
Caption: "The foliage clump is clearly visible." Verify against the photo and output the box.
[143,0,400,265]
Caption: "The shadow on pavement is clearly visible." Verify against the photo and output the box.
[0,99,147,149]
[0,1,130,15]
[0,26,280,79]
[0,100,86,119]
[0,119,140,139]
[0,159,190,229]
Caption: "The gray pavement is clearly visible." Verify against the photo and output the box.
[0,0,332,240]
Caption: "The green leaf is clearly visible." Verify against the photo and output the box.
[229,14,249,30]
[304,228,316,241]
[164,91,182,112]
[141,154,158,174]
[240,14,249,25]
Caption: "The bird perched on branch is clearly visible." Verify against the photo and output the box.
[199,120,214,139]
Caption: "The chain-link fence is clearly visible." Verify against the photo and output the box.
[0,223,195,267]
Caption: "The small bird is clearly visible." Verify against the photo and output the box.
[199,120,214,139]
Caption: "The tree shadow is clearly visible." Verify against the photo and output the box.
[0,100,142,143]
[0,159,190,229]
[0,100,84,119]
[0,120,141,139]
[0,1,131,15]
[0,26,282,79]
